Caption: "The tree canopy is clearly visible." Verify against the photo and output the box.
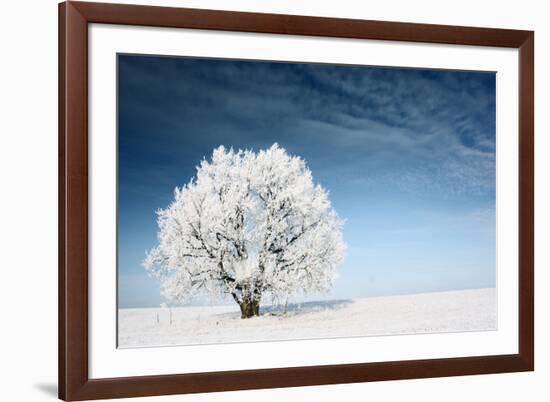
[144,144,345,318]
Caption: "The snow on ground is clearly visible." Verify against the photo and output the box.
[118,288,496,348]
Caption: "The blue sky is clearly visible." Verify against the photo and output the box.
[117,54,496,308]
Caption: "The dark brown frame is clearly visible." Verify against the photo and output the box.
[59,1,534,400]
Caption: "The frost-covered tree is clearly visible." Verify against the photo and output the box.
[144,144,346,318]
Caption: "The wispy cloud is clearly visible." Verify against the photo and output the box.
[118,56,495,200]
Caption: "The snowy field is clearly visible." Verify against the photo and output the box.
[118,288,496,348]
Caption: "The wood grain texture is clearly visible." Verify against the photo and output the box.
[58,1,534,400]
[518,33,535,370]
[72,1,531,47]
[59,2,89,400]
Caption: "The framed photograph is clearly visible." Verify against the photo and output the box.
[59,1,534,400]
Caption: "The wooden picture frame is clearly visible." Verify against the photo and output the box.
[59,1,534,400]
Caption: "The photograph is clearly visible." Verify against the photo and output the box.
[116,54,497,348]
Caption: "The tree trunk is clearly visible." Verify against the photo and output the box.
[239,298,260,319]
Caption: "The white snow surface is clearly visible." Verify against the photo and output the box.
[118,288,496,348]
